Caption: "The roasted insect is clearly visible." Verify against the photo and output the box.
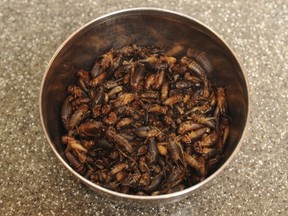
[60,44,230,195]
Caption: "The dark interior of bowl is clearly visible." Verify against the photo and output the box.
[41,10,248,179]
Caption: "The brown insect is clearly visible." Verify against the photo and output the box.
[216,87,227,115]
[167,140,183,162]
[130,62,145,91]
[178,121,204,135]
[92,104,102,118]
[161,82,169,101]
[160,55,177,66]
[110,163,128,176]
[115,171,127,183]
[184,72,202,85]
[68,85,85,98]
[147,104,168,115]
[91,170,109,183]
[201,77,210,98]
[121,172,141,187]
[77,120,103,137]
[189,113,216,128]
[140,54,164,70]
[164,115,177,129]
[101,104,112,115]
[141,91,159,99]
[162,166,185,190]
[180,56,206,77]
[90,87,105,106]
[107,86,123,97]
[184,153,206,176]
[175,80,194,89]
[163,95,182,106]
[133,126,161,138]
[138,156,149,173]
[116,117,134,130]
[181,127,209,144]
[61,95,73,129]
[187,101,213,114]
[157,142,168,156]
[103,78,123,89]
[71,97,91,107]
[194,146,217,159]
[90,61,102,78]
[153,68,165,89]
[137,145,148,156]
[113,93,135,108]
[171,63,188,74]
[106,128,133,153]
[187,49,213,73]
[144,74,156,89]
[102,112,117,126]
[216,118,230,151]
[81,140,95,150]
[195,132,218,147]
[62,136,87,153]
[139,173,151,187]
[89,72,107,87]
[144,173,164,193]
[77,69,90,92]
[65,150,86,175]
[68,104,90,130]
[148,137,158,164]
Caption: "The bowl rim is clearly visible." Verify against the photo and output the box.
[39,7,250,202]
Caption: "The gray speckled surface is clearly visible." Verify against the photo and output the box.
[0,0,287,215]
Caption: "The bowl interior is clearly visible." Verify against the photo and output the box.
[40,9,249,202]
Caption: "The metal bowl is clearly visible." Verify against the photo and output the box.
[40,8,249,206]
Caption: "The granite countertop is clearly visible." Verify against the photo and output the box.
[0,0,287,215]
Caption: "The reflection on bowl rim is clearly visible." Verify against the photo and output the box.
[39,7,250,203]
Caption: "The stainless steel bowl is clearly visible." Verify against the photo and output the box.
[40,8,249,206]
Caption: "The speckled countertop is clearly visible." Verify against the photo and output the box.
[0,0,287,215]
